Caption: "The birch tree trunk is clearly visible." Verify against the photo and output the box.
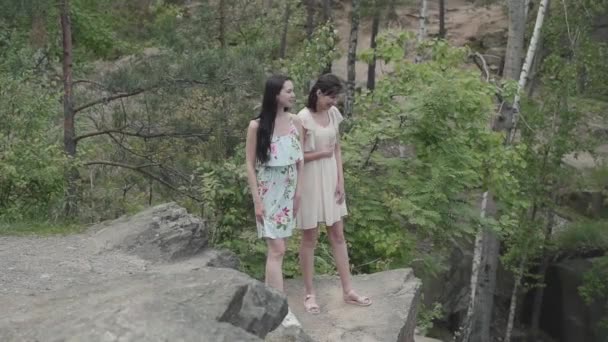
[508,0,550,144]
[504,0,527,79]
[504,3,552,341]
[460,3,550,338]
[505,257,526,342]
[345,0,361,118]
[415,0,428,63]
[417,0,428,42]
[60,0,78,217]
[458,191,489,342]
[473,226,500,342]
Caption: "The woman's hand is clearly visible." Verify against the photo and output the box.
[322,142,336,158]
[335,180,345,204]
[254,201,265,225]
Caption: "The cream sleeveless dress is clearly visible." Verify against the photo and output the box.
[296,106,348,230]
[256,115,303,239]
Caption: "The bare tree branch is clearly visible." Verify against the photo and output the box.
[74,129,211,142]
[472,52,490,82]
[84,161,201,201]
[363,137,380,168]
[72,79,109,89]
[74,87,154,114]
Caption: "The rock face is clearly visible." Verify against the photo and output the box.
[278,269,422,342]
[530,258,608,342]
[0,203,285,342]
[1,267,287,342]
[88,202,210,262]
[1,203,425,342]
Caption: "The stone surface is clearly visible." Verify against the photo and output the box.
[266,324,316,342]
[281,269,422,342]
[0,203,286,342]
[88,202,209,262]
[1,203,426,342]
[414,336,443,342]
[534,258,607,342]
[0,267,287,342]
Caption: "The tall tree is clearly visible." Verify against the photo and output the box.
[504,0,527,79]
[345,0,361,117]
[279,2,292,59]
[322,0,333,74]
[439,0,446,38]
[304,0,315,40]
[508,0,549,143]
[60,0,77,217]
[415,0,428,63]
[219,0,226,48]
[417,0,428,42]
[504,2,550,340]
[367,3,380,90]
[460,1,551,341]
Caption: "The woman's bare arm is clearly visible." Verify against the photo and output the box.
[245,120,261,205]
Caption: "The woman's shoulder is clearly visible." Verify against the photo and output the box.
[296,107,314,130]
[248,119,259,130]
[329,106,344,125]
[289,113,302,125]
[296,107,311,118]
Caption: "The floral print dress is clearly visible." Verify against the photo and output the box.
[256,116,303,239]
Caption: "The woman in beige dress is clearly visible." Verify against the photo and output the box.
[296,74,371,314]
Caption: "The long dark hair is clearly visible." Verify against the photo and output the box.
[256,75,291,164]
[306,73,343,112]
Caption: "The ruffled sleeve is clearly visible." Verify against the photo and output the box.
[330,106,344,132]
[297,108,316,152]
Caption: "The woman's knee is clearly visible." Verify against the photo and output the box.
[328,222,346,245]
[301,228,319,249]
[267,239,286,259]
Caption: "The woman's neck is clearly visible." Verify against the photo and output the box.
[276,108,288,117]
[312,105,329,114]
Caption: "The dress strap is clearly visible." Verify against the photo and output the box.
[289,114,299,135]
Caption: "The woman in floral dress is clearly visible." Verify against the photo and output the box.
[245,75,303,295]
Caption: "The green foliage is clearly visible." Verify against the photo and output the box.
[71,0,129,59]
[0,74,65,221]
[555,220,608,252]
[543,0,608,101]
[497,3,608,334]
[285,23,340,105]
[0,221,83,236]
[341,36,525,273]
[417,300,445,336]
[579,256,608,336]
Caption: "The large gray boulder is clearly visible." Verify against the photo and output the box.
[88,202,210,262]
[0,203,285,342]
[0,267,287,342]
[277,268,422,342]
